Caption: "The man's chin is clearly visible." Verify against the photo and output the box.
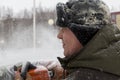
[63,51,67,57]
[63,50,70,57]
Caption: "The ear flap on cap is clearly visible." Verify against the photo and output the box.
[68,23,101,46]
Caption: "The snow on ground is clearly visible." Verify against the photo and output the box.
[0,47,64,66]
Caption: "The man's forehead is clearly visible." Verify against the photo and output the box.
[58,27,69,31]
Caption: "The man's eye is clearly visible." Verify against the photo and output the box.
[61,29,65,33]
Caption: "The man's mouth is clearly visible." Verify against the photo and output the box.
[63,43,65,48]
[62,41,65,48]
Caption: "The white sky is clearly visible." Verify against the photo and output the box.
[0,0,120,13]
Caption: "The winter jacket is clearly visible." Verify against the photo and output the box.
[58,24,120,80]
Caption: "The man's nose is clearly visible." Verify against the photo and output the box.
[57,32,63,39]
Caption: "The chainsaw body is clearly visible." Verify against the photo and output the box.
[27,66,53,80]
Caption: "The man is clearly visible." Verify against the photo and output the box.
[0,0,120,80]
[54,0,120,79]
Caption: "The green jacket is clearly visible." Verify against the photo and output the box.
[58,24,120,78]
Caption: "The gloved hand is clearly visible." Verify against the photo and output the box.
[50,62,63,80]
[32,60,64,80]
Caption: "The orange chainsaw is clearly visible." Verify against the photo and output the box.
[14,62,54,80]
[27,67,54,80]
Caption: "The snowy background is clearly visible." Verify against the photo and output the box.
[0,24,64,66]
[0,0,120,13]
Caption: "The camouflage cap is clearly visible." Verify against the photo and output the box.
[56,0,111,27]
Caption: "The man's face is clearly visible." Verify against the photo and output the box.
[57,27,83,57]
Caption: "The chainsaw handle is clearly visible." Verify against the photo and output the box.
[21,62,36,80]
[14,61,36,80]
